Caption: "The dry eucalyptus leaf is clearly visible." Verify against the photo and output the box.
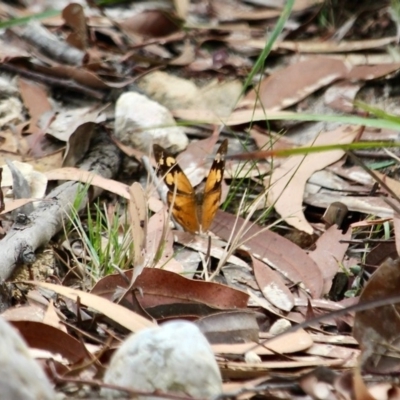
[212,210,323,298]
[252,254,294,312]
[212,329,313,356]
[242,57,348,111]
[309,225,351,295]
[46,105,105,142]
[2,161,47,210]
[353,258,400,374]
[266,125,360,234]
[128,182,147,281]
[196,310,260,344]
[25,281,154,332]
[45,168,130,199]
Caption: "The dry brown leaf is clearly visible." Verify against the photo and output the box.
[299,368,338,400]
[128,182,147,281]
[27,151,64,173]
[369,383,400,400]
[222,376,270,397]
[62,3,88,51]
[353,258,400,374]
[347,63,400,81]
[212,329,313,355]
[10,320,87,364]
[174,231,249,269]
[309,225,351,294]
[351,219,391,229]
[393,214,400,258]
[42,299,66,332]
[219,358,344,379]
[305,192,393,219]
[242,57,348,111]
[0,199,37,215]
[0,160,47,214]
[306,332,358,345]
[328,161,374,186]
[212,0,282,21]
[173,0,189,19]
[375,171,400,198]
[353,367,377,400]
[172,108,289,125]
[224,159,270,179]
[47,105,105,143]
[266,125,360,233]
[324,82,361,113]
[295,297,348,312]
[118,10,179,38]
[168,39,196,65]
[5,58,134,90]
[147,209,183,273]
[212,211,323,297]
[62,121,96,167]
[244,37,398,52]
[197,311,259,344]
[305,343,359,368]
[18,78,53,138]
[24,281,155,332]
[366,242,398,267]
[1,303,45,322]
[92,268,249,316]
[45,168,130,199]
[250,129,295,154]
[251,254,294,312]
[293,0,324,10]
[247,291,294,321]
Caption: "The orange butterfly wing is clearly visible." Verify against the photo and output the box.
[201,139,228,232]
[153,144,200,233]
[154,140,228,234]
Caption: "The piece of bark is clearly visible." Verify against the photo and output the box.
[0,127,120,282]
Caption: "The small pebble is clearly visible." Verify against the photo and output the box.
[269,318,291,335]
[244,351,261,364]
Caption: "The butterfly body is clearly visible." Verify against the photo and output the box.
[153,140,228,234]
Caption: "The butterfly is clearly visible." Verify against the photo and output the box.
[153,139,228,234]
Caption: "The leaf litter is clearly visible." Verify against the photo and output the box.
[1,0,400,398]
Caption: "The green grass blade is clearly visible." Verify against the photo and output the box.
[0,9,61,29]
[241,0,295,96]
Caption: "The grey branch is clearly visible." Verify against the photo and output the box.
[0,128,121,281]
[14,21,87,66]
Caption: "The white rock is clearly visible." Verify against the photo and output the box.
[101,320,222,399]
[244,351,261,364]
[269,318,291,335]
[114,92,188,153]
[0,317,55,400]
